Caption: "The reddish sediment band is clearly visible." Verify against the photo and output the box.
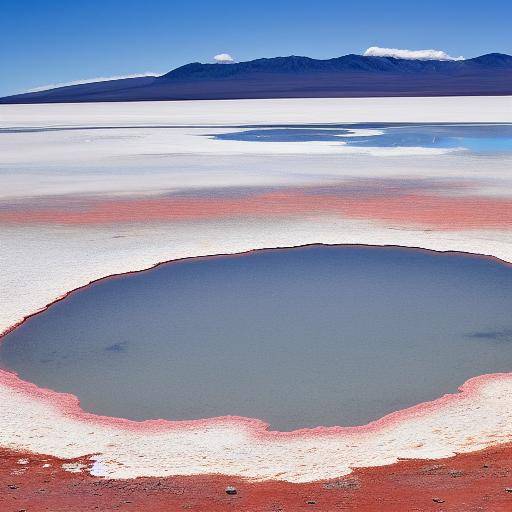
[1,189,512,230]
[3,443,512,511]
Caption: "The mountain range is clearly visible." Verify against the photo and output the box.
[2,53,512,104]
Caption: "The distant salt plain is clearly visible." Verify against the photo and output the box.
[0,96,512,482]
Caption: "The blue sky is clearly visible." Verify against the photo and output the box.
[1,0,511,96]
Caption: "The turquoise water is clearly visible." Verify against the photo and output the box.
[212,124,512,153]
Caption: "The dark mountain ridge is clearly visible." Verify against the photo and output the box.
[2,53,512,104]
[162,53,512,79]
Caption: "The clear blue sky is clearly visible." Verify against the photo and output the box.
[1,0,511,96]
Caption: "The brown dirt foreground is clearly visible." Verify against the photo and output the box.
[3,444,512,512]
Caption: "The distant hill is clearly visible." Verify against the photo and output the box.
[2,53,512,104]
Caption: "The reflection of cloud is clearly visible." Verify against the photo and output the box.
[105,341,129,352]
[214,53,234,63]
[364,46,464,61]
[467,329,512,342]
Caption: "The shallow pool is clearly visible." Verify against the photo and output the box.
[212,123,512,153]
[2,245,512,430]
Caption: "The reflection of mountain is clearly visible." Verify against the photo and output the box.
[2,53,512,104]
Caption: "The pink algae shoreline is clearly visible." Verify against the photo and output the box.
[1,242,512,442]
[0,362,510,441]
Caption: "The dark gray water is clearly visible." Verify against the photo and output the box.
[2,245,512,431]
[212,123,512,153]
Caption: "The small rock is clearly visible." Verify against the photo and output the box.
[505,487,512,493]
[8,484,18,490]
[449,470,464,478]
[306,500,316,505]
[225,486,237,495]
[433,498,445,503]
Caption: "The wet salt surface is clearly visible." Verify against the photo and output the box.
[212,123,512,153]
[1,245,512,431]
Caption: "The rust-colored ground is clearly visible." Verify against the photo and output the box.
[3,444,512,511]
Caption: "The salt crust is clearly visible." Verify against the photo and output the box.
[0,97,511,482]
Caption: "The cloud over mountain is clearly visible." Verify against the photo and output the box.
[214,53,234,63]
[364,46,464,61]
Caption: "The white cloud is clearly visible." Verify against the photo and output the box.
[364,46,464,61]
[213,53,234,63]
[26,72,161,93]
